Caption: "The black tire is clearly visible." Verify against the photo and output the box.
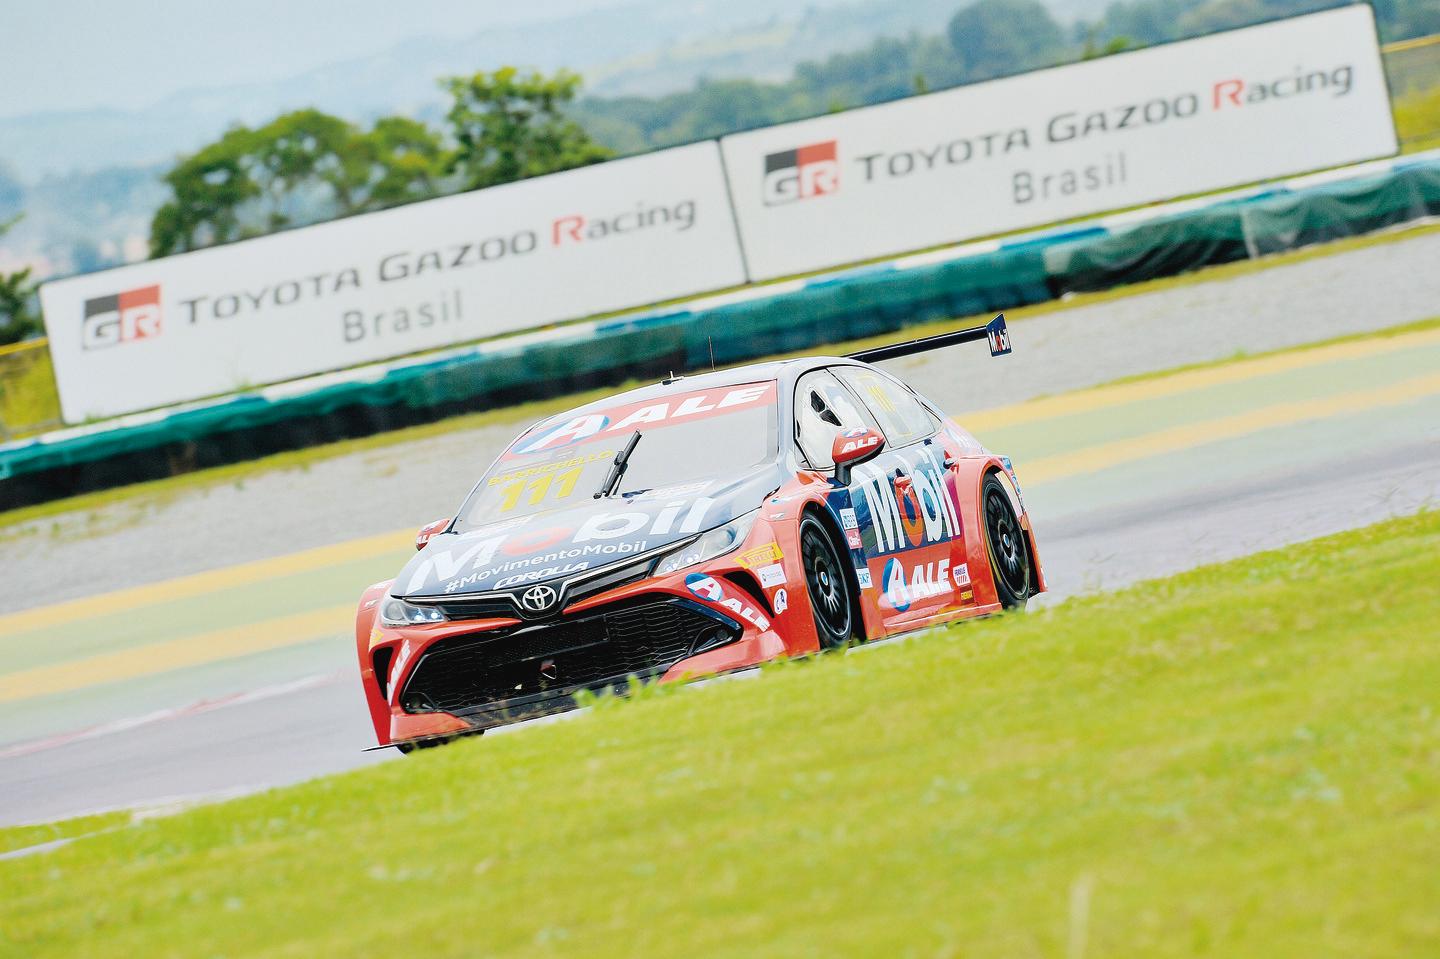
[982,473,1031,610]
[800,513,854,650]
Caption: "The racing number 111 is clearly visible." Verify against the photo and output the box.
[497,466,583,512]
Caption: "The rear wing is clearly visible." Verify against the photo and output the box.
[844,313,1011,363]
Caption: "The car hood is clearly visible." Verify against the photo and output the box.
[396,466,787,599]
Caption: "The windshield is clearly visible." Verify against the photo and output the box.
[453,381,778,531]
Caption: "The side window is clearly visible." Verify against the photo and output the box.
[794,369,878,469]
[834,367,936,448]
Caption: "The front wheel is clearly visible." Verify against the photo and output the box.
[982,473,1031,610]
[800,514,854,650]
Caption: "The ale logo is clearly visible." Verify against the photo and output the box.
[82,285,161,350]
[762,141,839,206]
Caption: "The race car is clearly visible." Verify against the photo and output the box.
[356,315,1044,750]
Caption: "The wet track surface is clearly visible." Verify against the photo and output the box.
[2,232,1439,825]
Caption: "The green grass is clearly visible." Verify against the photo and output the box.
[0,812,128,857]
[6,218,1440,539]
[2,510,1437,957]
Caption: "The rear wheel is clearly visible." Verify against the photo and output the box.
[800,514,853,650]
[982,473,1031,610]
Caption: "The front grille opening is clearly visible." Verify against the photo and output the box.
[399,598,739,723]
[723,571,772,616]
[372,646,395,701]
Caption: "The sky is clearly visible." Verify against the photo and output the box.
[0,0,638,119]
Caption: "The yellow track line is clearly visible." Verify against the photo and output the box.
[1020,370,1440,484]
[9,528,413,635]
[0,605,355,704]
[961,325,1440,434]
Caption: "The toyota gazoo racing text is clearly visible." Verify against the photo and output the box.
[356,315,1045,751]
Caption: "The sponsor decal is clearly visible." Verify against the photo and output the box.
[489,564,588,591]
[487,451,613,487]
[855,567,873,589]
[953,563,971,587]
[763,140,839,206]
[836,428,880,457]
[685,573,725,602]
[757,563,786,589]
[851,445,963,556]
[773,588,788,614]
[1000,455,1027,513]
[845,528,863,550]
[882,557,953,612]
[368,626,384,649]
[685,572,771,630]
[575,498,716,542]
[736,542,783,569]
[508,383,776,456]
[82,285,161,350]
[986,315,1012,356]
[501,526,574,555]
[406,534,506,594]
[882,559,911,613]
[448,540,652,593]
[840,507,859,530]
[961,589,974,602]
[389,640,414,695]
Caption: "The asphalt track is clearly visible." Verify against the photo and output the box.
[3,247,1439,826]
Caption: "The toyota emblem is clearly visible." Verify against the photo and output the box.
[519,584,559,613]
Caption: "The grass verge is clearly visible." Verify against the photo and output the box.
[2,509,1437,956]
[0,812,127,857]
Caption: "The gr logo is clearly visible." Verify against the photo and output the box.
[82,285,161,350]
[762,140,839,206]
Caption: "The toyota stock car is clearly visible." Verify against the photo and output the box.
[356,315,1045,750]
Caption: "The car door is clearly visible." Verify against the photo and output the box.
[830,366,972,626]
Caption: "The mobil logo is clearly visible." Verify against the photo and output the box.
[851,445,962,555]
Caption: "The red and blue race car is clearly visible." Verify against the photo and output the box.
[356,316,1044,750]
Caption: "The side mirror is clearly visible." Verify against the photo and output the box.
[831,427,885,486]
[415,517,452,551]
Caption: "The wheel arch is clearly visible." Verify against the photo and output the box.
[981,463,1043,598]
[799,499,869,640]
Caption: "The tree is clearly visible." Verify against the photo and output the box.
[441,67,611,191]
[947,0,1067,81]
[150,125,262,256]
[150,110,446,257]
[0,215,40,345]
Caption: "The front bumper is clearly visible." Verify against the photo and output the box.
[373,584,791,746]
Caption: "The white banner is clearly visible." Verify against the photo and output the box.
[40,142,746,422]
[720,6,1397,280]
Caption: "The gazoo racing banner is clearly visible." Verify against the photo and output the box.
[718,5,1398,280]
[39,142,747,422]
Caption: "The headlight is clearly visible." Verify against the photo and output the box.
[653,511,758,576]
[379,596,447,627]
